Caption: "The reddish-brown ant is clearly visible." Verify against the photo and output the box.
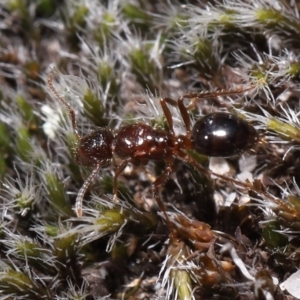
[47,73,258,235]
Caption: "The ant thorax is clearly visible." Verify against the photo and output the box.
[113,123,177,163]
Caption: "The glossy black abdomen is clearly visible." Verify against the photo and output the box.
[191,113,258,157]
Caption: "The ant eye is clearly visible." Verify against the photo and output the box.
[191,113,258,157]
[75,129,113,167]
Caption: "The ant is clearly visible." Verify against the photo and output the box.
[47,72,258,237]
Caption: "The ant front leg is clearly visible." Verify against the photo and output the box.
[113,157,132,203]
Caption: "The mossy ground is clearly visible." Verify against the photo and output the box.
[1,1,300,299]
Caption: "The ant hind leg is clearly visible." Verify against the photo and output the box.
[152,158,178,241]
[176,149,255,196]
[182,84,257,111]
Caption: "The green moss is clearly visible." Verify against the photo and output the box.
[122,3,152,30]
[267,118,300,141]
[262,221,287,248]
[94,12,117,47]
[15,126,33,161]
[43,172,73,216]
[3,0,300,298]
[83,89,107,127]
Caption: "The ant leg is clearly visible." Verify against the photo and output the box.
[160,97,177,135]
[178,96,191,134]
[175,83,258,134]
[160,97,192,135]
[177,150,288,215]
[176,148,271,202]
[160,84,256,135]
[113,158,132,203]
[75,163,101,217]
[152,158,178,241]
[181,84,257,111]
[140,166,156,183]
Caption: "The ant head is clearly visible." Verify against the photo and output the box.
[75,128,114,167]
[47,73,114,166]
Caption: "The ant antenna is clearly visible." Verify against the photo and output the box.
[75,163,101,217]
[47,73,81,140]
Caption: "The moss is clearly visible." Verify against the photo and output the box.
[1,0,300,299]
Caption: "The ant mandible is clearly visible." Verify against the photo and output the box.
[47,73,258,233]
